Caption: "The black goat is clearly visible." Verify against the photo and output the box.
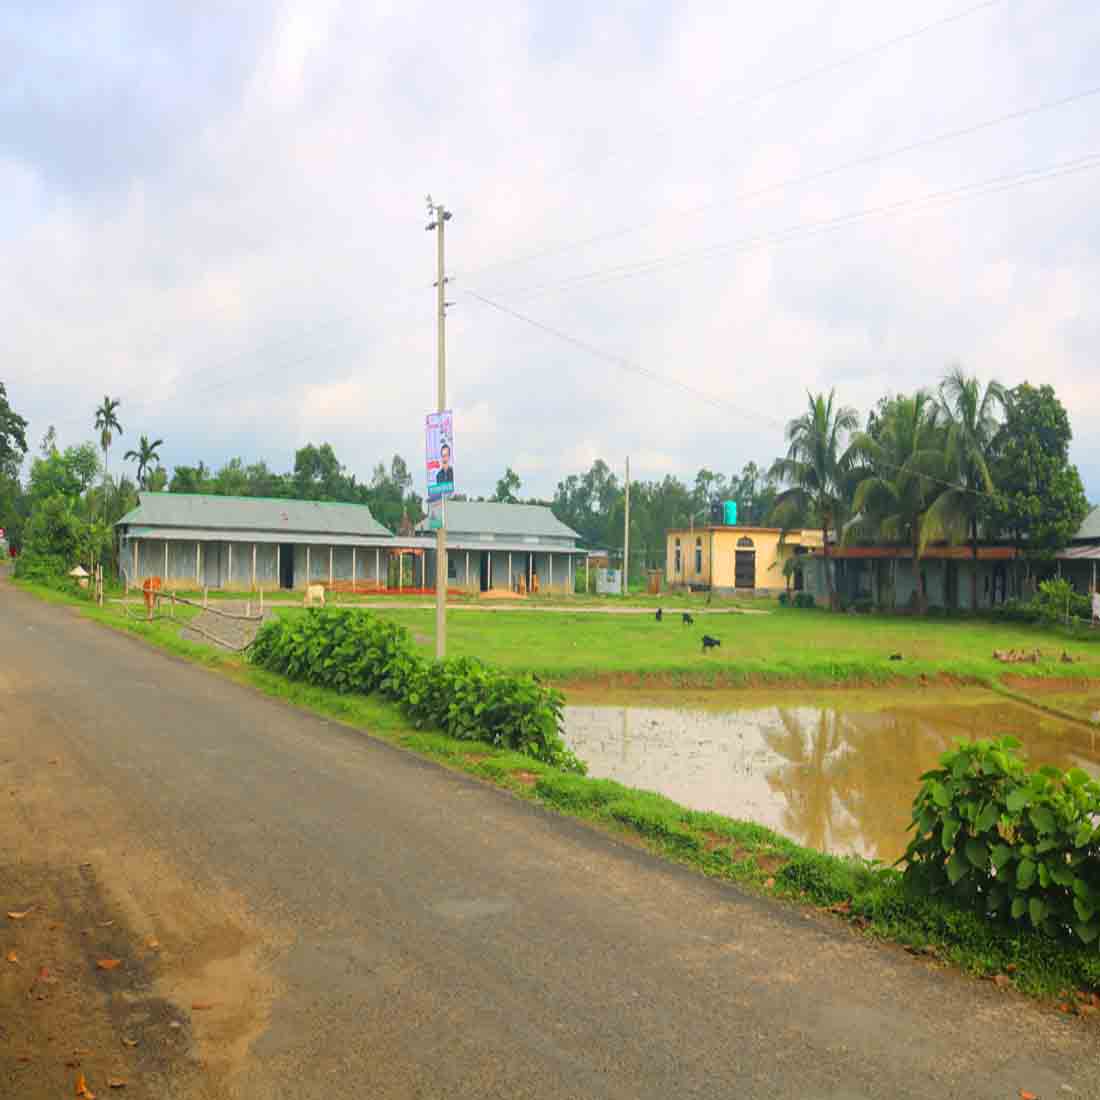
[682,612,694,626]
[655,608,663,622]
[701,634,721,652]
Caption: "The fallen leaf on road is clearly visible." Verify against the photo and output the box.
[992,974,1012,988]
[120,1038,138,1048]
[145,937,159,950]
[1019,1092,1038,1100]
[73,1048,92,1055]
[75,1071,96,1098]
[48,758,59,765]
[1057,1002,1074,1014]
[6,950,17,963]
[7,909,32,920]
[96,958,121,971]
[97,920,114,928]
[191,1001,218,1011]
[107,1079,127,1089]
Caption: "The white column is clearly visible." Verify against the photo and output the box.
[329,546,334,585]
[228,542,233,587]
[421,552,426,589]
[488,551,492,590]
[306,545,311,584]
[352,547,357,591]
[164,541,168,581]
[465,551,470,588]
[508,552,512,590]
[549,552,554,590]
[276,544,281,588]
[376,547,380,589]
[398,552,403,591]
[585,555,590,593]
[196,541,200,584]
[133,539,139,582]
[252,543,257,589]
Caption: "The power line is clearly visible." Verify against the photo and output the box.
[460,0,1011,281]
[463,82,1100,284]
[471,151,1100,301]
[465,289,1014,503]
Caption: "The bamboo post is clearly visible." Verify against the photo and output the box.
[204,586,208,609]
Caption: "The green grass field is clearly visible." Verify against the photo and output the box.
[270,604,1100,689]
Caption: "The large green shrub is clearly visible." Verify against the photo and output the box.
[250,608,583,771]
[903,737,1100,948]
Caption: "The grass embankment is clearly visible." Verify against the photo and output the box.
[14,579,1100,1003]
[274,604,1100,691]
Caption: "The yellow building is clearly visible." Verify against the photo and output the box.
[664,526,821,594]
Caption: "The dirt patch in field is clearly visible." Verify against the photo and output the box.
[510,770,540,787]
[699,832,786,875]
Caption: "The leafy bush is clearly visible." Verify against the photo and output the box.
[903,737,1100,949]
[777,592,790,606]
[1033,577,1091,624]
[250,608,583,771]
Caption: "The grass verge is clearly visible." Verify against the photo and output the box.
[13,578,1100,1006]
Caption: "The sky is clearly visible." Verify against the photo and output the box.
[4,0,1099,502]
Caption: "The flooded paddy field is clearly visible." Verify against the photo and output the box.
[563,687,1100,863]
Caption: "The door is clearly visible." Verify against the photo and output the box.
[280,543,295,589]
[203,542,222,588]
[479,551,490,592]
[734,537,755,589]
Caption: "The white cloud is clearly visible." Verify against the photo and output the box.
[5,0,1099,501]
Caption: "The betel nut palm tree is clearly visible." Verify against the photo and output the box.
[849,391,946,614]
[927,368,1006,611]
[124,434,164,491]
[769,389,859,610]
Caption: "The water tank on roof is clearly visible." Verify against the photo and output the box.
[723,500,738,526]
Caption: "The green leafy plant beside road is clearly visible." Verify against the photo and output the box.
[904,738,1100,949]
[250,608,583,771]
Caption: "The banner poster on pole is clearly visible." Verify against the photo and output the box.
[428,499,444,531]
[425,410,455,501]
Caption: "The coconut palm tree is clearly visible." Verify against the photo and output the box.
[849,392,946,614]
[769,390,859,610]
[123,434,164,490]
[927,368,1006,611]
[94,397,122,484]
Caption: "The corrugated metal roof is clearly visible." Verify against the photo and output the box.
[416,501,579,541]
[125,527,397,548]
[1056,544,1100,560]
[117,493,392,538]
[1076,506,1100,542]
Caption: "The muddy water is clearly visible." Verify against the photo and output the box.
[562,689,1100,863]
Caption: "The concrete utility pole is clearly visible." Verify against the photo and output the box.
[623,456,630,597]
[426,196,452,659]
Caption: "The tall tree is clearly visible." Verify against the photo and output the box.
[770,390,859,609]
[988,382,1089,557]
[492,467,522,503]
[927,368,1006,609]
[850,391,946,613]
[93,396,122,524]
[0,382,28,478]
[123,434,164,490]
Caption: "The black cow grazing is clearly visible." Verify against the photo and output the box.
[701,635,721,652]
[655,608,663,622]
[889,653,902,661]
[682,612,694,626]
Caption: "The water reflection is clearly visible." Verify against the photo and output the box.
[563,695,1100,863]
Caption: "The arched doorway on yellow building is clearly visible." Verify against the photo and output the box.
[735,536,756,589]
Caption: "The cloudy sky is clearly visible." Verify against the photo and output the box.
[4,0,1099,500]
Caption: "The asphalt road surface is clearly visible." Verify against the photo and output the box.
[2,581,1096,1099]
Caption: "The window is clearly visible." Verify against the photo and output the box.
[694,537,703,574]
[736,536,754,548]
[447,553,456,580]
[674,538,681,573]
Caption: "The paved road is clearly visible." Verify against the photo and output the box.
[3,582,1096,1099]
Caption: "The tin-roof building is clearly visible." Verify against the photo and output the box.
[417,501,582,594]
[117,493,395,591]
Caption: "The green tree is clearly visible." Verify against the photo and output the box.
[93,396,122,521]
[850,391,946,613]
[927,368,1006,609]
[989,382,1089,557]
[123,434,164,490]
[0,382,28,479]
[770,390,859,610]
[169,462,211,493]
[492,467,522,503]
